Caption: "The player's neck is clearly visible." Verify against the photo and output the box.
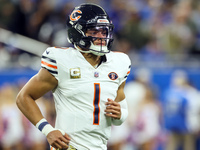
[82,53,101,68]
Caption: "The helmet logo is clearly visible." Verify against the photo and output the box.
[70,10,82,21]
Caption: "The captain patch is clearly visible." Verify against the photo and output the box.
[70,68,81,79]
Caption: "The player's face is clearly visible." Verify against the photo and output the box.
[85,27,107,46]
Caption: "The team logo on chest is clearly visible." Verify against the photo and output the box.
[108,72,118,80]
[70,68,81,79]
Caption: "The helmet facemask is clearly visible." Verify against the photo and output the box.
[78,25,114,56]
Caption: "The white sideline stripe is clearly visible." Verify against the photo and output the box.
[0,28,49,56]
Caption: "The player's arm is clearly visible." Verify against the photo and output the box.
[114,81,126,102]
[16,68,70,149]
[16,68,57,125]
[105,81,128,125]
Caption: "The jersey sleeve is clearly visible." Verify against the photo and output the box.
[119,53,131,85]
[41,47,58,80]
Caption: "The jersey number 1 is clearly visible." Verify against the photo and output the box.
[93,83,100,125]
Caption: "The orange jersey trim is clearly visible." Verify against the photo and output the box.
[41,61,57,69]
[54,47,69,49]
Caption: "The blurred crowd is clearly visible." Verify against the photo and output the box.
[0,0,200,69]
[0,0,200,150]
[0,81,56,150]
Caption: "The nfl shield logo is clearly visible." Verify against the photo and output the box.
[94,72,99,78]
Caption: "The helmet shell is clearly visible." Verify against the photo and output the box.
[67,3,114,55]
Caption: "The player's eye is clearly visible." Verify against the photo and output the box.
[102,31,107,36]
[86,30,97,36]
[91,31,98,35]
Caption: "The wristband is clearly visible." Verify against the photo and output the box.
[36,118,56,136]
[112,99,128,126]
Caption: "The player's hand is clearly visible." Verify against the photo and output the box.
[105,98,121,119]
[46,130,71,149]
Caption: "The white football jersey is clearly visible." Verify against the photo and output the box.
[41,47,131,150]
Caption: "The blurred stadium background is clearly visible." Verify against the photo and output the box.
[0,0,200,150]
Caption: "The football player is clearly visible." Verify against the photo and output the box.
[16,3,131,150]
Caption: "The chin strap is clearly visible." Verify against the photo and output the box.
[74,45,91,53]
[88,42,109,56]
[75,41,109,56]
